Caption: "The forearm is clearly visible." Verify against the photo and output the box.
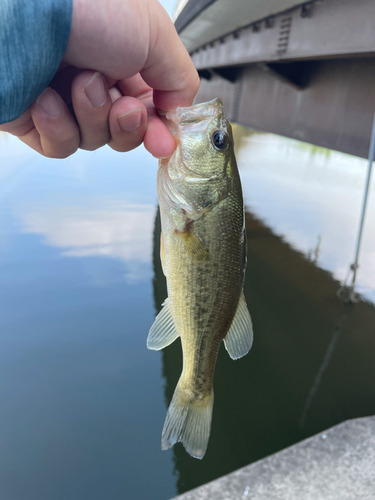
[0,0,72,124]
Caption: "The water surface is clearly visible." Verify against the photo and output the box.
[0,130,374,499]
[0,139,175,500]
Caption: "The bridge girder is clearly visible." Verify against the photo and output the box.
[176,0,375,158]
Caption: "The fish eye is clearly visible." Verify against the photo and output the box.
[211,130,229,150]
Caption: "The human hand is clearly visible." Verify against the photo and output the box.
[0,0,199,159]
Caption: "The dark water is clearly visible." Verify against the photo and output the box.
[0,131,374,499]
[154,209,375,495]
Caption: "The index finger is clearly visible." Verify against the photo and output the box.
[140,3,200,112]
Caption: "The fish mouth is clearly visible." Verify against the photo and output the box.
[165,98,224,126]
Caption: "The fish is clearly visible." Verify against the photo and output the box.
[147,98,253,459]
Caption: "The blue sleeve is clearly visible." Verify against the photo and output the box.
[0,0,72,124]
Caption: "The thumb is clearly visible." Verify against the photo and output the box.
[140,4,200,112]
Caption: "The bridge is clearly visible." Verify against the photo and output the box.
[175,0,375,158]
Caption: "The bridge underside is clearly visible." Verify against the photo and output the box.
[195,57,375,158]
[178,0,375,158]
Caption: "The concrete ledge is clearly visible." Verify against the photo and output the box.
[171,416,375,500]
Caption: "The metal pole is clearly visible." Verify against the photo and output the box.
[347,113,375,301]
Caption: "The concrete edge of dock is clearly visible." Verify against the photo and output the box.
[170,415,375,500]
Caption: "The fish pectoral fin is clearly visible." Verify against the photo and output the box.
[179,226,209,262]
[160,231,166,276]
[147,298,179,350]
[224,292,253,360]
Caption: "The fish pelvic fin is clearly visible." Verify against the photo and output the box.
[224,292,253,360]
[162,382,214,459]
[147,298,179,350]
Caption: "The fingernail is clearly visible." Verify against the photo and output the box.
[36,88,62,118]
[83,72,107,107]
[118,108,142,132]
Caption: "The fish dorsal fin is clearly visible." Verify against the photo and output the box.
[224,292,253,360]
[147,298,179,350]
[179,227,209,262]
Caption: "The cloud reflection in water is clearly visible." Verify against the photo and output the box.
[19,201,156,284]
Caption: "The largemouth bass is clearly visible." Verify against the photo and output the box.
[147,98,253,459]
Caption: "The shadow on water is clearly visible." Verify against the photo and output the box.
[152,206,375,496]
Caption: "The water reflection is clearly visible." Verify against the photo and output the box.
[233,125,375,302]
[151,129,375,495]
[307,234,322,265]
[2,127,375,499]
[299,308,350,428]
[18,201,155,283]
[153,208,375,496]
[0,139,176,500]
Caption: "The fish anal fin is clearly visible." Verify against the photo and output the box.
[178,226,209,262]
[224,292,253,360]
[147,298,179,350]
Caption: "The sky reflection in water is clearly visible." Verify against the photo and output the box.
[234,125,375,302]
[0,137,176,500]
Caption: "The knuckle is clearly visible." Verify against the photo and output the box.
[44,150,71,159]
[109,124,145,153]
[79,127,110,151]
[109,140,141,153]
[43,135,79,158]
[80,141,107,152]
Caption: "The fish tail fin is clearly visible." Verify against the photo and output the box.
[161,381,214,459]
